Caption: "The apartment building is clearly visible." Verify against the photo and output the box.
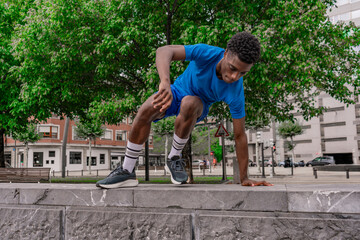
[4,116,154,172]
[245,0,360,166]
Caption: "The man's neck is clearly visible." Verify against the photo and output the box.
[216,58,223,80]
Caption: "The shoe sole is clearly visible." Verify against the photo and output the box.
[165,165,185,185]
[97,179,139,189]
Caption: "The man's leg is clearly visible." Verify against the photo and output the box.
[166,96,204,184]
[168,96,204,158]
[96,95,164,189]
[122,95,166,172]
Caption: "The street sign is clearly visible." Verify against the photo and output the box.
[215,123,229,137]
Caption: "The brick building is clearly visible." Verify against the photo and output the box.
[4,116,155,172]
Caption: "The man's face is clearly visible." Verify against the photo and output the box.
[220,50,253,84]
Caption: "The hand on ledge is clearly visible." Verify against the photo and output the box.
[241,179,274,187]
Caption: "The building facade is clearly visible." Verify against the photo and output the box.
[4,116,154,172]
[245,0,360,166]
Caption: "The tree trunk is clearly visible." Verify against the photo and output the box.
[88,138,92,175]
[291,137,295,176]
[164,135,168,175]
[25,142,29,168]
[182,134,193,183]
[0,128,5,168]
[61,117,70,178]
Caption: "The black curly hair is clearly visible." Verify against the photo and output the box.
[227,32,261,64]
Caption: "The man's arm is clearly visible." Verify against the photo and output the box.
[152,45,186,112]
[233,118,273,186]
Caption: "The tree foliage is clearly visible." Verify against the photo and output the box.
[152,116,175,137]
[11,123,40,144]
[0,0,36,167]
[74,118,105,141]
[11,0,360,125]
[278,120,303,150]
[278,121,303,139]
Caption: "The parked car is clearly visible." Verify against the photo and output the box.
[192,160,203,167]
[259,159,272,167]
[248,159,257,167]
[297,160,305,167]
[267,160,277,167]
[284,160,299,168]
[306,156,335,166]
[278,161,285,167]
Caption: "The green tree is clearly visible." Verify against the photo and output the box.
[152,116,175,161]
[10,0,360,176]
[278,120,303,175]
[0,0,36,167]
[74,118,105,174]
[11,123,40,167]
[12,0,360,125]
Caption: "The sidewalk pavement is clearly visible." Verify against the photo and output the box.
[54,165,360,184]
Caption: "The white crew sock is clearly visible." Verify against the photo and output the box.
[168,134,189,159]
[122,141,143,172]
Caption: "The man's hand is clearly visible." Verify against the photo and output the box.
[152,82,173,113]
[241,178,274,187]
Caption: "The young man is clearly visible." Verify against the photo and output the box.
[96,32,273,188]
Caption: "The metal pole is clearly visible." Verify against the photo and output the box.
[221,135,226,181]
[262,143,265,178]
[208,122,211,173]
[61,117,70,178]
[271,146,275,176]
[145,139,149,181]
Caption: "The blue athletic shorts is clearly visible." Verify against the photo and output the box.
[153,85,210,123]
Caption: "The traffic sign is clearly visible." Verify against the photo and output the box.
[215,123,229,137]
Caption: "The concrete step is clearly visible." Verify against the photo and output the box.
[0,183,359,239]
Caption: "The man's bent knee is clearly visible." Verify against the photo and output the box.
[135,97,165,123]
[180,96,203,119]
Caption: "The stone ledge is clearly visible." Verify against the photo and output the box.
[0,183,359,213]
[1,183,360,240]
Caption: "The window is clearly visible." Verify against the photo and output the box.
[116,131,127,141]
[87,157,97,166]
[46,160,49,164]
[326,106,344,112]
[33,152,44,167]
[101,130,112,140]
[38,125,58,139]
[356,105,360,118]
[49,151,55,157]
[70,152,82,164]
[51,160,54,164]
[100,154,105,164]
[320,122,346,127]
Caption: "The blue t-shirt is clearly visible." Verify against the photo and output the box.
[173,44,246,119]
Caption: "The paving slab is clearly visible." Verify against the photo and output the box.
[286,184,360,214]
[0,204,64,239]
[134,184,287,211]
[0,183,133,207]
[65,206,191,240]
[197,210,360,240]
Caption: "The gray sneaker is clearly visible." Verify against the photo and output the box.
[165,156,188,184]
[96,166,138,189]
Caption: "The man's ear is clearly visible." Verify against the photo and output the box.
[224,49,228,58]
